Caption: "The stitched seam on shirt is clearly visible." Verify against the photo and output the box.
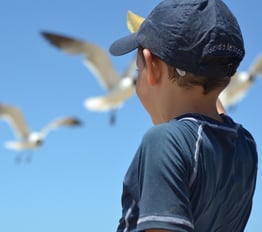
[189,123,203,187]
[137,215,194,229]
[123,200,136,232]
[179,117,238,133]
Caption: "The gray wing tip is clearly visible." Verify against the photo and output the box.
[40,30,75,47]
[63,117,83,126]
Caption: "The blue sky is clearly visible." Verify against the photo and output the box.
[0,0,261,231]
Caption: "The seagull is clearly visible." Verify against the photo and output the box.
[219,54,262,109]
[0,103,82,152]
[126,10,262,110]
[40,31,137,125]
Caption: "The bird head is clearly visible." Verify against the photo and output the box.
[29,132,43,146]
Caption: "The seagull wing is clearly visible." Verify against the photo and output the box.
[127,10,144,33]
[248,54,262,77]
[41,31,121,89]
[40,116,82,138]
[0,103,30,139]
[122,56,137,79]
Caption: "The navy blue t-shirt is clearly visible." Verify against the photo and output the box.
[117,113,258,232]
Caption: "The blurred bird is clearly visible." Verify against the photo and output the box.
[41,31,137,125]
[219,54,262,109]
[0,103,82,152]
[126,10,262,110]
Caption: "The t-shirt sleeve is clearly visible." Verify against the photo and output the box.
[136,124,195,232]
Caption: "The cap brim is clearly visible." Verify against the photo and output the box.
[109,32,139,56]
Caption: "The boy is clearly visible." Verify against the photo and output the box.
[110,0,258,231]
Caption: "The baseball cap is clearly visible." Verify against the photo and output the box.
[109,0,245,78]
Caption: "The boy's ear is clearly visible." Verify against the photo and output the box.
[143,49,161,86]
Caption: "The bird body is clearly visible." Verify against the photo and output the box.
[41,31,137,124]
[5,132,43,151]
[219,72,252,109]
[0,103,81,151]
[85,77,136,111]
[219,55,262,109]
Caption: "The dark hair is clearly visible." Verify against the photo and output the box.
[138,47,231,94]
[167,65,231,95]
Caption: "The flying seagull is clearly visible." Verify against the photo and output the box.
[41,31,137,125]
[126,10,262,110]
[219,54,262,109]
[0,103,82,151]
